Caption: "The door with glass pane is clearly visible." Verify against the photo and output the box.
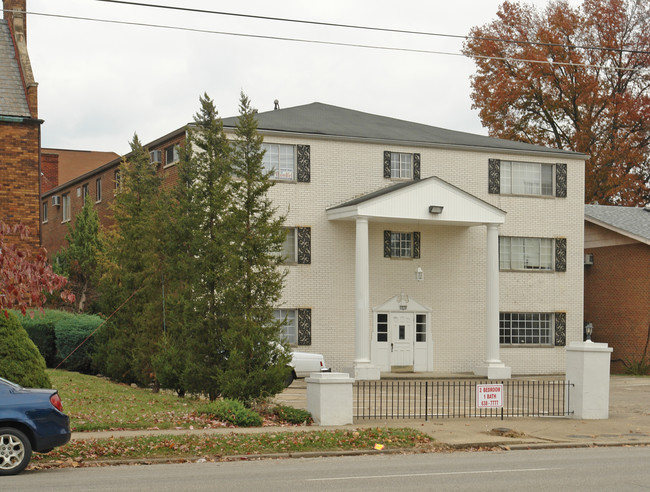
[390,312,414,367]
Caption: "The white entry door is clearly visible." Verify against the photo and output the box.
[390,312,414,367]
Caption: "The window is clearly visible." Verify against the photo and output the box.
[274,309,297,345]
[500,313,553,345]
[416,314,426,342]
[391,232,412,258]
[377,314,388,342]
[391,152,412,179]
[42,202,48,223]
[96,178,102,202]
[384,230,420,259]
[280,228,296,263]
[165,145,179,166]
[114,169,122,191]
[82,183,89,204]
[262,143,295,180]
[500,161,553,196]
[62,193,71,222]
[277,227,311,264]
[499,237,554,271]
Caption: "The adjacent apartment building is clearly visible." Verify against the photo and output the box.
[42,102,587,378]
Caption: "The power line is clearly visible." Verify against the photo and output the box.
[12,9,649,72]
[89,0,650,56]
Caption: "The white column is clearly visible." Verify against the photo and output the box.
[350,216,380,380]
[355,216,370,363]
[475,223,511,379]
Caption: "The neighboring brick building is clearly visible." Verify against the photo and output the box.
[584,205,650,373]
[41,102,587,377]
[40,132,183,256]
[0,0,40,251]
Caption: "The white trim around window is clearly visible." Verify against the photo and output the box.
[390,152,412,179]
[62,193,71,223]
[262,143,296,181]
[96,177,102,203]
[499,236,554,271]
[500,312,553,346]
[165,145,179,167]
[274,309,297,345]
[500,161,553,196]
[42,202,48,223]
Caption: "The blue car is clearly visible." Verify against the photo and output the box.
[0,377,71,476]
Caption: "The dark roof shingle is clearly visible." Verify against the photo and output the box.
[0,20,30,118]
[222,102,585,157]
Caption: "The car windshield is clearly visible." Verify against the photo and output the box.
[0,377,22,389]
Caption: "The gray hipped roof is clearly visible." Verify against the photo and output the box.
[221,102,585,157]
[0,20,30,118]
[585,204,650,243]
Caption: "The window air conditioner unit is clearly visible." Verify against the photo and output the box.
[584,253,594,266]
[150,150,162,164]
[51,195,61,206]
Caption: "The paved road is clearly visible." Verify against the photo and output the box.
[5,446,650,491]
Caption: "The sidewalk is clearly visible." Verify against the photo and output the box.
[72,375,650,451]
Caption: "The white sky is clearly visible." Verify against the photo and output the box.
[25,0,565,155]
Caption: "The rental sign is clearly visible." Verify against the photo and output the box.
[476,384,504,408]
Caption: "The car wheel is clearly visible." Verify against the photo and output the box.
[284,370,295,387]
[0,428,32,476]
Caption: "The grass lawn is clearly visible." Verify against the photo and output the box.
[31,428,435,466]
[36,369,438,469]
[48,369,216,432]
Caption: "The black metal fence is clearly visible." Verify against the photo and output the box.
[354,379,573,420]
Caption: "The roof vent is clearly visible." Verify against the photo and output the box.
[274,99,280,110]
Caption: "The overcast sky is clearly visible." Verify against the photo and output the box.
[25,0,565,155]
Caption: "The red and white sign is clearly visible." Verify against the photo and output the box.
[476,384,503,408]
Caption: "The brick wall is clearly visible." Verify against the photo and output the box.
[41,137,183,256]
[0,120,40,251]
[40,151,58,193]
[585,241,650,373]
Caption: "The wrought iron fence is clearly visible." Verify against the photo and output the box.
[354,379,573,420]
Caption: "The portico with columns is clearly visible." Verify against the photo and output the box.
[327,177,511,380]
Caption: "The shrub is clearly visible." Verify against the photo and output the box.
[0,311,51,388]
[54,314,103,373]
[15,309,70,367]
[624,356,650,376]
[200,399,263,427]
[273,405,312,425]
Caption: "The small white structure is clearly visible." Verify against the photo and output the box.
[566,340,613,419]
[306,372,354,425]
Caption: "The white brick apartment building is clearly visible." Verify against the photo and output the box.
[219,103,587,379]
[43,101,586,379]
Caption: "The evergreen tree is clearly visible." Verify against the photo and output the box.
[218,92,290,403]
[94,134,168,386]
[164,93,234,400]
[54,199,104,312]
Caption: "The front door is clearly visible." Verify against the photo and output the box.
[390,312,414,368]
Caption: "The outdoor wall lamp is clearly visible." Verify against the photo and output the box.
[585,322,593,342]
[429,205,444,214]
[415,266,424,282]
[397,292,409,310]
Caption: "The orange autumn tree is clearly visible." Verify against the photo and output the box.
[463,0,650,205]
[0,222,74,317]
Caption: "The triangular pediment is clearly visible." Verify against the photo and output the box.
[327,177,506,226]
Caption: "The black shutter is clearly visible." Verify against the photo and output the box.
[555,163,567,197]
[413,232,421,259]
[384,230,392,258]
[297,145,310,182]
[413,153,421,181]
[383,151,391,178]
[297,227,311,264]
[488,159,501,194]
[554,312,566,346]
[298,308,312,345]
[555,238,567,272]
